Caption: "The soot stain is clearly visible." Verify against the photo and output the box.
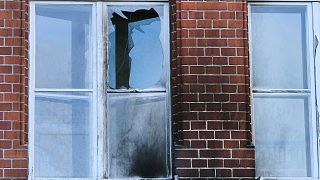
[129,143,167,178]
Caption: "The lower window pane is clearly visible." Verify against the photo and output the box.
[107,92,170,178]
[254,95,311,177]
[34,92,92,178]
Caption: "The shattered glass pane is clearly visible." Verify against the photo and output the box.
[251,6,308,89]
[35,5,92,89]
[254,96,311,177]
[107,93,169,178]
[107,6,166,90]
[34,92,92,178]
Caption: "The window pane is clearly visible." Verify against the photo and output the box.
[107,5,166,90]
[251,6,308,89]
[34,92,93,178]
[107,93,170,178]
[35,5,92,89]
[254,96,311,177]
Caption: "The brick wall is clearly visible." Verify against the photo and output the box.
[0,0,29,179]
[172,0,255,178]
[0,0,254,179]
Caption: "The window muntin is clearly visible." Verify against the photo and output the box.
[249,4,317,177]
[30,2,171,179]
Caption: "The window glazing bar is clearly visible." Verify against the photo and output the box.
[253,89,311,93]
[34,88,93,92]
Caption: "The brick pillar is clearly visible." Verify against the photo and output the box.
[0,0,29,179]
[172,0,255,178]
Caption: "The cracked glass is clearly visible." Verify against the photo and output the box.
[107,5,166,90]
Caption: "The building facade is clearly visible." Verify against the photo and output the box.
[0,0,316,179]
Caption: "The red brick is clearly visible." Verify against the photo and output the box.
[191,140,206,148]
[189,29,204,38]
[180,20,196,28]
[189,11,203,19]
[0,160,11,168]
[213,20,228,28]
[0,10,12,19]
[4,169,27,177]
[0,121,11,130]
[207,140,223,148]
[4,150,27,158]
[180,2,197,10]
[216,169,232,177]
[224,140,239,148]
[232,150,254,158]
[200,150,231,158]
[199,131,214,139]
[233,169,255,177]
[5,2,21,9]
[197,20,211,28]
[184,131,198,139]
[204,12,219,19]
[176,159,191,168]
[221,48,236,56]
[189,48,204,56]
[176,150,198,158]
[224,159,240,168]
[198,39,227,47]
[205,30,219,37]
[208,159,223,167]
[221,12,235,19]
[205,48,220,56]
[0,140,12,149]
[0,28,12,36]
[0,84,11,92]
[0,48,12,55]
[207,121,222,130]
[176,169,199,177]
[200,169,215,177]
[191,121,206,130]
[227,2,245,11]
[197,2,227,10]
[0,66,12,73]
[12,160,28,168]
[192,159,207,167]
[240,160,255,168]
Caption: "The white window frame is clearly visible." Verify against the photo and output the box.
[248,2,320,179]
[28,1,172,180]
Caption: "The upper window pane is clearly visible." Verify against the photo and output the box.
[107,5,166,90]
[35,5,92,89]
[251,6,308,89]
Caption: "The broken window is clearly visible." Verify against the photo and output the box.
[108,6,166,90]
[106,5,171,178]
[29,2,171,180]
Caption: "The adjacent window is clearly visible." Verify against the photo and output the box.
[249,3,318,177]
[29,2,171,179]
